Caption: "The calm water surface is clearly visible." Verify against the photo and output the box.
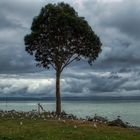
[0,100,140,126]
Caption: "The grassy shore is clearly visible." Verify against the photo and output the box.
[0,117,140,140]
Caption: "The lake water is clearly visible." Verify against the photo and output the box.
[0,100,140,127]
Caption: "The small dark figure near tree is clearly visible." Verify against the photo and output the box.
[24,2,102,115]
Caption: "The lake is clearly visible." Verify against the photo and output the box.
[0,100,140,126]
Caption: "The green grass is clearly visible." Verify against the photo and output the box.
[0,118,140,140]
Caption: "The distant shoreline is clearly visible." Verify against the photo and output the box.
[0,96,140,101]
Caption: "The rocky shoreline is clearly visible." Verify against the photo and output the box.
[0,110,139,129]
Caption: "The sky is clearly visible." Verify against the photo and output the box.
[0,0,140,97]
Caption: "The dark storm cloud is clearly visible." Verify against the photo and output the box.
[0,0,140,97]
[0,0,45,26]
[88,75,126,93]
[0,0,46,73]
[0,0,63,74]
[80,0,140,39]
[0,13,19,29]
[62,71,129,96]
[76,0,140,72]
[99,0,140,39]
[0,42,38,73]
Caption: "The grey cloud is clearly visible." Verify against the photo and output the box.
[62,71,130,96]
[62,78,89,94]
[99,0,140,39]
[0,0,46,28]
[0,0,140,97]
[0,69,140,97]
[0,74,55,97]
[89,75,127,93]
[0,43,38,74]
[73,0,140,72]
[0,0,56,74]
[0,13,19,29]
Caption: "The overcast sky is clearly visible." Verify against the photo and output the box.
[0,0,140,97]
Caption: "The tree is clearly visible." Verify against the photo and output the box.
[24,2,102,115]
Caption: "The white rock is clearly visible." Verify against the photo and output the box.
[74,125,77,129]
[62,120,66,123]
[20,121,23,126]
[93,123,97,128]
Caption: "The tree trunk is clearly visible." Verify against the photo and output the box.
[56,69,61,115]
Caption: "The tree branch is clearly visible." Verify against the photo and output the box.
[60,55,79,72]
[50,62,56,70]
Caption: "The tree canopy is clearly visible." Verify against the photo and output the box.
[24,2,102,72]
